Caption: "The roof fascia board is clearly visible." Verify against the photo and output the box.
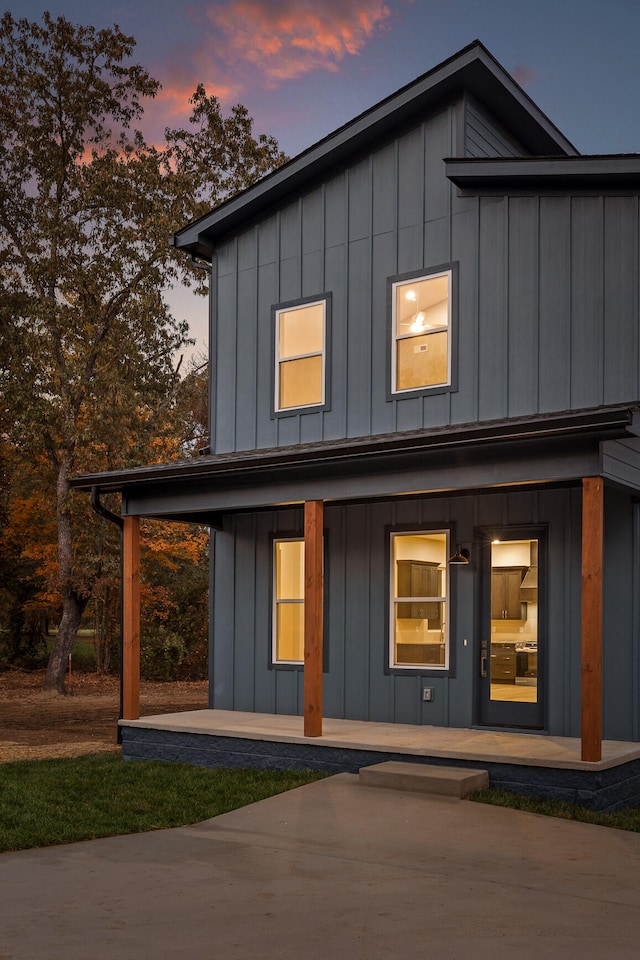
[446,155,640,191]
[174,42,576,257]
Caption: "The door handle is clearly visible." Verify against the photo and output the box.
[480,641,488,678]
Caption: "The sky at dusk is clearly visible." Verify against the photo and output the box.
[8,0,640,356]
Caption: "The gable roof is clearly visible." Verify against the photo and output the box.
[173,40,577,260]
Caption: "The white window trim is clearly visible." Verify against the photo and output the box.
[274,298,326,412]
[272,537,304,664]
[391,269,452,395]
[389,530,450,671]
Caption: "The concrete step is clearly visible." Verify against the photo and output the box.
[359,760,489,798]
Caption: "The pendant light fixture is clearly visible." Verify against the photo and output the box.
[448,545,470,565]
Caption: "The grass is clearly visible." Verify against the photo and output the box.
[5,754,639,854]
[0,753,327,853]
[470,787,640,832]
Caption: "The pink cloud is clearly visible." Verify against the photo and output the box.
[156,81,234,118]
[129,1,394,145]
[512,65,536,88]
[139,61,240,145]
[202,0,393,86]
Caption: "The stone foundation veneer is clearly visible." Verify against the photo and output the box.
[120,725,640,812]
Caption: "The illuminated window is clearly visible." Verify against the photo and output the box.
[275,299,326,411]
[391,269,452,393]
[390,531,449,669]
[273,539,304,663]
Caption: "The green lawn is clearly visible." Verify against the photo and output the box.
[470,787,640,832]
[5,753,639,854]
[0,753,327,852]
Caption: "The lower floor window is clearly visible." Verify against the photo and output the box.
[390,531,449,669]
[273,539,304,663]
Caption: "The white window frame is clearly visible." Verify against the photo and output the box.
[389,530,450,671]
[272,537,304,664]
[274,298,326,412]
[391,269,452,395]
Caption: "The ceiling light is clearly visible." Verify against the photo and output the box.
[410,311,426,333]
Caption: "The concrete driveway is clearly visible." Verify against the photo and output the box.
[2,773,640,959]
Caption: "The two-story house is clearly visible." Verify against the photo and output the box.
[74,41,640,808]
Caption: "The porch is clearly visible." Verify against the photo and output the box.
[116,479,610,757]
[119,709,640,811]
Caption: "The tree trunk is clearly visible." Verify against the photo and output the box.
[43,592,87,693]
[43,455,88,693]
[94,589,117,674]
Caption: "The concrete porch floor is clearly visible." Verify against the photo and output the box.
[122,708,640,773]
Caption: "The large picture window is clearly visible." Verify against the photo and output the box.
[273,539,304,663]
[391,268,452,394]
[390,531,449,669]
[274,298,326,411]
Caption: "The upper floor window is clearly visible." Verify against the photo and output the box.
[274,297,327,412]
[391,267,453,395]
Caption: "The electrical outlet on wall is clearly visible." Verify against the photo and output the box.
[422,687,434,702]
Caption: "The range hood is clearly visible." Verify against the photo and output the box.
[519,542,538,595]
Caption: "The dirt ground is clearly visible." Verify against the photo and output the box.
[0,670,208,762]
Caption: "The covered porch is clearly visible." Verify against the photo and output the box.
[117,474,608,760]
[70,404,640,772]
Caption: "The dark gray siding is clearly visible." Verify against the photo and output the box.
[211,103,464,455]
[464,97,530,158]
[210,107,640,456]
[456,193,640,425]
[205,486,640,739]
[603,490,640,741]
[602,437,640,489]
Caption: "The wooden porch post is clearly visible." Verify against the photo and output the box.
[304,500,323,737]
[581,476,604,762]
[122,516,141,721]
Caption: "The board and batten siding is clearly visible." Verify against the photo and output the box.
[463,97,530,159]
[208,487,640,740]
[603,487,640,742]
[475,194,640,420]
[211,106,640,455]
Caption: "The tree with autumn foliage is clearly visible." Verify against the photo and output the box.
[138,518,210,681]
[0,13,285,692]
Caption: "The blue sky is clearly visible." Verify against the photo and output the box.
[9,0,640,353]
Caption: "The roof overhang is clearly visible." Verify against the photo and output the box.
[446,155,640,192]
[71,405,640,505]
[174,41,577,259]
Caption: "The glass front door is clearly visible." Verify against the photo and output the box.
[478,531,545,729]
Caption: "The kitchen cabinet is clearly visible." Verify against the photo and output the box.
[490,643,516,682]
[397,561,442,625]
[491,567,527,620]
